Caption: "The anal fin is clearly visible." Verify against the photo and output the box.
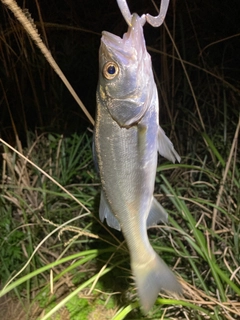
[147,197,168,228]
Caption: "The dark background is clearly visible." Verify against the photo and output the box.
[0,0,240,144]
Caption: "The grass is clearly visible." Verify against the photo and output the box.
[0,125,239,319]
[0,0,240,319]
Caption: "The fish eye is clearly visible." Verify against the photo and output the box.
[103,61,119,80]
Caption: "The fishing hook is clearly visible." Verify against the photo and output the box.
[116,0,170,27]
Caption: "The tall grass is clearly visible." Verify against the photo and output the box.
[0,0,239,319]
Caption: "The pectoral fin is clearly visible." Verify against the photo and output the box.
[99,190,121,231]
[158,126,181,163]
[147,197,168,228]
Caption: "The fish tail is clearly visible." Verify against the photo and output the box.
[131,251,182,313]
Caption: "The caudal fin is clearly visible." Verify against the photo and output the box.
[131,251,181,313]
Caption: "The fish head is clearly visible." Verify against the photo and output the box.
[98,14,154,127]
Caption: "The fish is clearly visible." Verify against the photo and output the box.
[94,13,181,313]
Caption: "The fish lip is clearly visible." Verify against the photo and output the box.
[101,31,123,50]
[101,31,129,63]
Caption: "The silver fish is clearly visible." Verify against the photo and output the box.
[94,13,181,313]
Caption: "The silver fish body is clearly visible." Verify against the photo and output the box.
[94,14,181,313]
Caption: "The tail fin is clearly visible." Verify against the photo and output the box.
[131,251,181,313]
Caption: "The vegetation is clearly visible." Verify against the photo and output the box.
[0,0,239,319]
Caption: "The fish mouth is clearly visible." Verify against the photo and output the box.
[101,32,123,51]
[101,13,146,59]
